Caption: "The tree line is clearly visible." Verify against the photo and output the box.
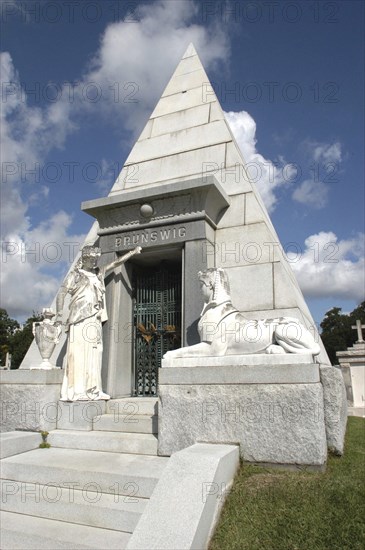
[0,309,43,368]
[320,301,365,364]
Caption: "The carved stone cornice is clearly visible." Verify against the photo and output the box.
[81,176,230,235]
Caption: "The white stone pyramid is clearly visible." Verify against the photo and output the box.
[21,43,330,367]
[108,43,330,364]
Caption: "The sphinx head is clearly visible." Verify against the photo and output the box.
[197,268,231,304]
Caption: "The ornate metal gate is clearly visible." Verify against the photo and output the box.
[133,264,182,396]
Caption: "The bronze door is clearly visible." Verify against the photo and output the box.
[133,264,181,396]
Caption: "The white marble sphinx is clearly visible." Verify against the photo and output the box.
[164,268,320,360]
[56,245,141,401]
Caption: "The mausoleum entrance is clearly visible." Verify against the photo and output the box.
[82,176,230,398]
[132,258,182,396]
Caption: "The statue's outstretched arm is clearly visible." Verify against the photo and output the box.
[103,246,142,275]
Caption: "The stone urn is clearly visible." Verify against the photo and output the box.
[31,308,61,370]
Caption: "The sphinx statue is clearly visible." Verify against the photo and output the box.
[164,268,321,359]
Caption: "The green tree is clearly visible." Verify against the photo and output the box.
[320,302,365,364]
[349,301,365,326]
[0,309,20,365]
[9,312,43,369]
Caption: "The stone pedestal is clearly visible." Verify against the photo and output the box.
[319,365,347,454]
[0,369,63,432]
[158,355,347,467]
[337,343,365,408]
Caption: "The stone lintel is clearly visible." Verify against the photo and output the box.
[159,363,319,385]
[100,219,212,253]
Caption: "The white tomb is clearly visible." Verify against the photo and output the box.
[4,44,347,466]
[0,42,350,550]
[337,320,365,409]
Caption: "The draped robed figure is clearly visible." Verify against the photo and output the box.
[56,245,141,401]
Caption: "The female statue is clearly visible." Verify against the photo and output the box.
[56,245,141,401]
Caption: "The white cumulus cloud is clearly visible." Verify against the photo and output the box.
[53,0,229,139]
[292,141,343,209]
[1,211,85,319]
[291,231,365,302]
[292,179,329,208]
[224,110,296,212]
[0,52,84,319]
[312,142,342,163]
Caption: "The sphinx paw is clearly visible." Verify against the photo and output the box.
[266,344,286,354]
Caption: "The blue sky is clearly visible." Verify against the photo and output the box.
[1,0,364,326]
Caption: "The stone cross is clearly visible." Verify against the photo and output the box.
[351,319,365,343]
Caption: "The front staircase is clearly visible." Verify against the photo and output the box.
[0,398,168,549]
[50,397,159,455]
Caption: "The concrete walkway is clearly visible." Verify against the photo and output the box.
[0,398,167,549]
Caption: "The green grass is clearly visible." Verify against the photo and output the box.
[209,417,365,550]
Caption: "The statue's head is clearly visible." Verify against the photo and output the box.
[80,245,101,269]
[82,245,101,258]
[197,268,231,304]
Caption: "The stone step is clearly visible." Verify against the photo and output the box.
[0,511,130,549]
[93,413,158,434]
[106,397,158,416]
[0,431,41,459]
[1,448,168,499]
[1,480,146,533]
[48,429,158,455]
